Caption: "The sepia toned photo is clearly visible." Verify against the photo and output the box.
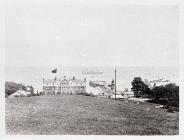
[5,3,179,135]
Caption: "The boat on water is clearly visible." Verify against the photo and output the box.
[82,69,103,75]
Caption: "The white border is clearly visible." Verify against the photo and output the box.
[0,0,184,140]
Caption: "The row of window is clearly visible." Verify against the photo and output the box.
[44,83,85,86]
[44,86,85,91]
[43,87,61,90]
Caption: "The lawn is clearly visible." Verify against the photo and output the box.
[5,94,179,135]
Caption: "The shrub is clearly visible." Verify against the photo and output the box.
[149,83,179,107]
[167,107,175,113]
[89,93,95,97]
[163,104,170,109]
[84,92,90,96]
[150,86,167,101]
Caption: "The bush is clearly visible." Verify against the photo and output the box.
[167,107,175,113]
[149,83,179,107]
[163,104,170,109]
[82,92,95,97]
[89,93,95,97]
[5,82,27,96]
[150,86,167,100]
[84,92,90,96]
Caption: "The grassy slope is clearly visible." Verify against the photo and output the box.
[5,94,179,135]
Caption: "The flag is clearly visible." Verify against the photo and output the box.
[52,68,57,73]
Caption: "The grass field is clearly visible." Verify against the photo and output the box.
[6,94,179,135]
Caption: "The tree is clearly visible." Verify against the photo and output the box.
[149,83,179,107]
[165,83,179,100]
[111,79,115,84]
[110,79,115,90]
[151,86,166,100]
[164,83,179,106]
[131,77,149,97]
[5,82,26,96]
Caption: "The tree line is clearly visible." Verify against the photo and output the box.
[5,81,34,97]
[131,77,179,107]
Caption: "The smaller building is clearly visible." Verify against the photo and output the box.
[89,81,106,87]
[98,86,113,98]
[145,78,170,89]
[86,84,115,98]
[86,85,101,95]
[8,89,31,98]
[122,88,134,98]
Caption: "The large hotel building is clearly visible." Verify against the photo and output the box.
[43,76,86,95]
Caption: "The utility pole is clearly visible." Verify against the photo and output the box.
[115,68,117,100]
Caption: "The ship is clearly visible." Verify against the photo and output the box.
[82,69,103,75]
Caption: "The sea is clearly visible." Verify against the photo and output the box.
[5,66,178,92]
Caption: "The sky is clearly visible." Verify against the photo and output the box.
[5,5,179,67]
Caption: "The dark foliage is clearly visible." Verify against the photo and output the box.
[147,83,179,107]
[110,79,115,90]
[151,86,167,100]
[150,83,179,107]
[5,81,35,97]
[131,77,150,97]
[167,106,175,113]
[84,92,91,96]
[5,82,27,96]
[131,77,179,108]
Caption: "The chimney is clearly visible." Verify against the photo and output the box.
[64,75,66,80]
[73,76,75,80]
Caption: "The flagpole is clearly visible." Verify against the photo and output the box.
[52,68,57,94]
